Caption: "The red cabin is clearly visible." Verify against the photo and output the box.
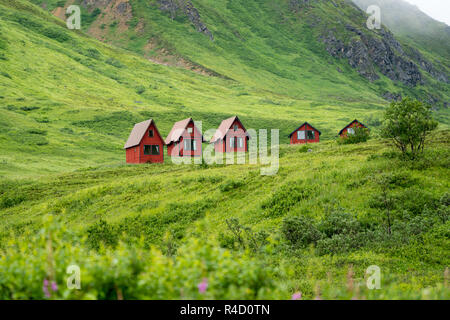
[124,119,165,164]
[338,119,368,138]
[289,122,321,144]
[165,118,204,157]
[210,116,249,153]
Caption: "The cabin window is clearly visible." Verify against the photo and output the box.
[230,137,235,148]
[234,125,238,131]
[148,129,154,137]
[307,130,315,140]
[297,130,306,140]
[238,137,243,148]
[347,127,355,135]
[187,127,193,134]
[144,145,160,155]
[184,139,197,151]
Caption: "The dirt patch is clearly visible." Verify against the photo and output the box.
[143,38,228,78]
[51,0,76,21]
[87,0,132,41]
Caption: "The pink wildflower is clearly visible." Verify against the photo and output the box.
[291,292,302,300]
[43,279,50,298]
[198,278,208,294]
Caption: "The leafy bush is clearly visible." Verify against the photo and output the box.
[87,220,119,250]
[262,182,312,217]
[0,218,282,299]
[219,218,269,252]
[338,127,370,144]
[382,97,438,157]
[318,210,361,238]
[135,85,146,95]
[282,215,322,247]
[219,179,244,192]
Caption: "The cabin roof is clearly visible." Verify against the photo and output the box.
[124,119,164,149]
[338,119,368,135]
[210,116,248,143]
[288,122,322,137]
[165,118,204,145]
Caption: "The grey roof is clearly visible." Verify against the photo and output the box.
[124,119,162,149]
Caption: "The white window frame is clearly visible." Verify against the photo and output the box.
[187,127,193,134]
[230,137,235,148]
[238,137,243,148]
[347,128,355,135]
[297,130,306,140]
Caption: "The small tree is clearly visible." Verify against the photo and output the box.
[382,98,437,157]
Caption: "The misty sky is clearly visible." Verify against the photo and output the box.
[403,0,450,25]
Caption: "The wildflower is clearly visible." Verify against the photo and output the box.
[42,279,50,298]
[291,292,302,300]
[198,278,208,294]
[51,281,58,292]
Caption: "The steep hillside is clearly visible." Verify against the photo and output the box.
[34,0,450,108]
[0,0,449,300]
[1,130,449,299]
[0,0,405,179]
[352,0,450,59]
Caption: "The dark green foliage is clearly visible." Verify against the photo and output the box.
[219,218,269,252]
[71,111,139,137]
[338,127,370,144]
[318,210,361,238]
[41,27,70,42]
[135,85,146,95]
[20,106,39,111]
[262,182,312,217]
[87,219,119,250]
[382,97,438,157]
[219,179,244,192]
[105,57,124,68]
[118,199,213,246]
[281,215,322,247]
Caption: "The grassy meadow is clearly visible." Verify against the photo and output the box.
[0,0,449,300]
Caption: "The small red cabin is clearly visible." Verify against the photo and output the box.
[165,118,204,157]
[338,119,368,138]
[289,122,321,144]
[210,116,249,153]
[124,119,165,164]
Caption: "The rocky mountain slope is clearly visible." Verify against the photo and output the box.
[33,0,449,107]
[352,0,450,59]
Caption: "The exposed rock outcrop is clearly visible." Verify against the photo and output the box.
[158,0,214,41]
[321,26,422,86]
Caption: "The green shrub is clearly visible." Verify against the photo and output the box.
[318,210,361,238]
[87,220,119,250]
[338,127,370,144]
[0,218,282,300]
[262,182,312,217]
[281,215,322,247]
[219,179,244,192]
[382,97,438,157]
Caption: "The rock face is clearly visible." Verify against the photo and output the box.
[158,0,214,41]
[300,1,448,88]
[321,27,422,86]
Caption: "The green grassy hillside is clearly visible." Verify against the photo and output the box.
[31,0,450,106]
[0,0,397,179]
[0,0,449,300]
[1,130,449,299]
